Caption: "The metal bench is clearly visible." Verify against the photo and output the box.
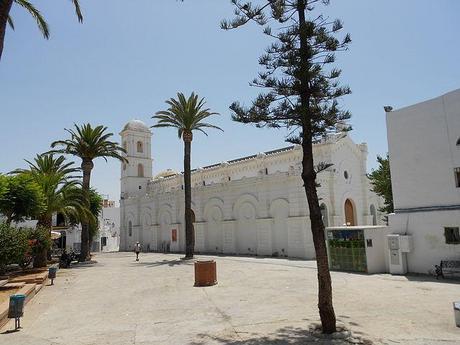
[435,260,460,279]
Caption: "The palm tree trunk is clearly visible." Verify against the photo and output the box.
[183,137,194,259]
[5,213,12,226]
[80,159,93,261]
[0,0,13,61]
[298,0,336,334]
[34,215,52,268]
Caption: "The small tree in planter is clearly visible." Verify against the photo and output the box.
[0,223,29,275]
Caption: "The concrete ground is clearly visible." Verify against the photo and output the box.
[1,252,459,345]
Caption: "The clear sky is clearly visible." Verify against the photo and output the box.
[1,0,459,201]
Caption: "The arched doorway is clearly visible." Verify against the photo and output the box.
[236,202,257,255]
[370,204,377,225]
[320,203,329,227]
[270,199,289,257]
[344,199,356,226]
[205,205,223,253]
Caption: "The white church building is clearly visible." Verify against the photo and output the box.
[119,120,384,259]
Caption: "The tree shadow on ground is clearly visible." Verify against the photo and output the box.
[404,273,460,285]
[189,325,372,345]
[130,259,194,268]
[63,261,101,270]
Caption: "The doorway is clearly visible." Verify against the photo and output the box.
[344,199,356,226]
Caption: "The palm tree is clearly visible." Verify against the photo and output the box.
[66,188,103,253]
[49,123,127,261]
[0,0,83,60]
[153,92,222,259]
[13,154,93,267]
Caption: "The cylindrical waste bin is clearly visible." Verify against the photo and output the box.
[194,260,217,287]
[8,294,26,330]
[8,294,26,319]
[454,302,460,327]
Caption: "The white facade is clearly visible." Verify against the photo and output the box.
[120,120,383,259]
[56,206,120,253]
[386,89,460,273]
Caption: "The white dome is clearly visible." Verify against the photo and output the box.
[122,119,150,133]
[154,169,178,179]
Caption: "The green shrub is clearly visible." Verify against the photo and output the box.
[0,223,29,274]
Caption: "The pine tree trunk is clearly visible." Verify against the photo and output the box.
[0,0,13,61]
[183,134,194,259]
[298,0,336,334]
[80,159,93,261]
[302,138,336,333]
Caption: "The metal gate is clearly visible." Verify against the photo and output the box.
[327,229,367,272]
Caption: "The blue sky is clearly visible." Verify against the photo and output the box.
[1,0,459,201]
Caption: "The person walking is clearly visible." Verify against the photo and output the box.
[134,242,141,261]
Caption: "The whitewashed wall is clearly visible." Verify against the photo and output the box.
[120,124,383,259]
[386,89,460,273]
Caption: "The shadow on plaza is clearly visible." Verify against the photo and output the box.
[130,258,194,268]
[189,325,372,345]
[403,273,460,285]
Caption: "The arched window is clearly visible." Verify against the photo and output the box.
[370,204,377,225]
[123,141,127,152]
[320,203,329,227]
[137,141,143,153]
[138,163,144,177]
[128,221,132,237]
[457,137,460,146]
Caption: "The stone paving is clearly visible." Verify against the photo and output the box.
[1,252,459,344]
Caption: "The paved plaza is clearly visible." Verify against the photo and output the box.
[1,252,459,344]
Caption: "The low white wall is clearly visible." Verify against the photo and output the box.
[364,228,387,274]
[389,210,460,274]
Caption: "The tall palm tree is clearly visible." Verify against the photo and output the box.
[153,92,222,259]
[0,0,83,60]
[13,154,93,267]
[49,123,127,261]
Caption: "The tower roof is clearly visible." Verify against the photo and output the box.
[122,119,150,133]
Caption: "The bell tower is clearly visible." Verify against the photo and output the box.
[120,119,153,198]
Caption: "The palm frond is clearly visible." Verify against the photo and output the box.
[153,92,222,140]
[70,0,83,23]
[50,123,127,163]
[7,15,14,30]
[14,0,50,39]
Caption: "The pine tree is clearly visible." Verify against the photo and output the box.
[368,154,393,214]
[222,0,351,333]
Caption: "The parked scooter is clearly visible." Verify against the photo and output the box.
[59,249,78,268]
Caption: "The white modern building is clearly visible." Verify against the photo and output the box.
[386,89,460,273]
[119,120,384,259]
[63,204,120,253]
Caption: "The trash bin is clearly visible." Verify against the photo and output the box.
[194,260,217,287]
[454,302,460,327]
[8,294,26,319]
